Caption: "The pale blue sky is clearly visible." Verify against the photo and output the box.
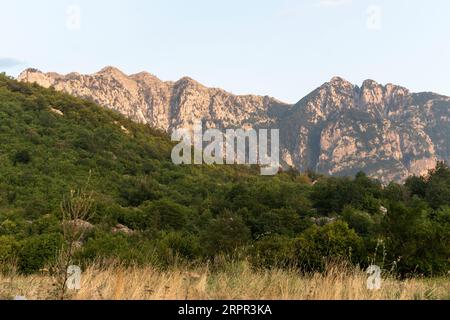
[1,0,449,103]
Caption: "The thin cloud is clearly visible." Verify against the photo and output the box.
[275,6,303,18]
[276,0,352,18]
[0,58,24,68]
[318,0,352,8]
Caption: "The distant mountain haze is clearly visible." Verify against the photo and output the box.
[18,67,450,183]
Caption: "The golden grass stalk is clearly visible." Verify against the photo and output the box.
[0,261,448,300]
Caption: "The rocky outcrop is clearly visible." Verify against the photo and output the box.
[112,224,135,235]
[279,77,450,183]
[18,67,286,132]
[18,68,450,183]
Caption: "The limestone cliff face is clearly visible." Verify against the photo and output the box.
[18,68,450,183]
[18,67,286,132]
[279,77,450,183]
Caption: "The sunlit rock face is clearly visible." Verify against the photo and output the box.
[19,68,450,183]
[279,77,449,183]
[18,67,285,132]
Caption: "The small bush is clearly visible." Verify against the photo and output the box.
[250,235,296,268]
[294,221,363,272]
[13,150,31,165]
[201,212,251,256]
[17,233,63,274]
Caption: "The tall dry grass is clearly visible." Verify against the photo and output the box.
[0,261,449,300]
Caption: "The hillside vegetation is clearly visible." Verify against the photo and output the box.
[0,73,449,278]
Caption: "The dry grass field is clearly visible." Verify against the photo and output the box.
[1,261,449,300]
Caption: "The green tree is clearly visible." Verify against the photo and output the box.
[202,212,251,256]
[18,233,63,274]
[250,235,296,268]
[294,221,363,271]
[342,206,377,237]
[13,150,31,165]
[382,201,449,275]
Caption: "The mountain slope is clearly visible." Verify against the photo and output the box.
[18,68,450,183]
[280,77,450,182]
[18,67,289,132]
[0,73,315,272]
[1,73,449,276]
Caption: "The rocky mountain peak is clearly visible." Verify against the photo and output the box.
[18,66,289,131]
[18,68,54,88]
[17,67,450,183]
[361,79,380,88]
[130,71,161,82]
[325,76,354,91]
[329,76,352,85]
[97,66,126,77]
[174,76,204,89]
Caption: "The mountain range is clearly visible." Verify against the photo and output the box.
[18,67,450,183]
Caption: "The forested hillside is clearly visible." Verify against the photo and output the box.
[0,74,449,276]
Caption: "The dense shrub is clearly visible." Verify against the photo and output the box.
[382,202,450,275]
[17,233,62,274]
[250,235,296,268]
[157,231,202,262]
[13,150,31,165]
[77,231,157,265]
[0,235,18,264]
[342,206,378,237]
[201,212,251,256]
[294,222,364,272]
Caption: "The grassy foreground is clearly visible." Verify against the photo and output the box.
[1,262,449,300]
